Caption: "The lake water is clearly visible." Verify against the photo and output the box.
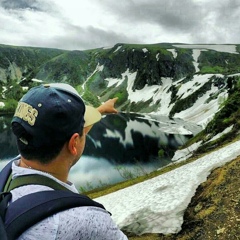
[0,113,201,191]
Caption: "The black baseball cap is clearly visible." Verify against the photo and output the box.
[11,83,101,147]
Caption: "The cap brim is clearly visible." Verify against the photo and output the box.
[84,106,101,127]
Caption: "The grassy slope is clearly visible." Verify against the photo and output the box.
[85,137,240,240]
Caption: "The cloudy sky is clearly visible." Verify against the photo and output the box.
[0,0,239,51]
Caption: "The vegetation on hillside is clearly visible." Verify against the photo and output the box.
[0,44,65,69]
[1,43,240,115]
[36,50,91,85]
[198,50,240,74]
[182,76,240,155]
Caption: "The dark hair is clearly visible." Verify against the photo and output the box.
[12,122,69,164]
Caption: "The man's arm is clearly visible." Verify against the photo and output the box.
[97,97,118,115]
[84,98,118,134]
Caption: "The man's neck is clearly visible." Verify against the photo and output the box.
[19,157,69,183]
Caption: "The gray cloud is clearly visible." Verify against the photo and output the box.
[0,0,54,12]
[97,0,204,31]
[0,0,60,16]
[189,0,240,43]
[96,0,240,43]
[0,0,239,50]
[35,24,140,50]
[1,0,39,10]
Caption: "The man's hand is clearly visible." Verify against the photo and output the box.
[97,97,118,115]
[84,98,118,134]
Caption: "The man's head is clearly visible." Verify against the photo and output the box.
[12,83,101,163]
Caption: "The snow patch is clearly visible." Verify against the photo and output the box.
[192,49,202,72]
[174,86,228,127]
[31,78,43,82]
[173,44,239,54]
[142,48,148,53]
[0,102,5,108]
[208,125,234,142]
[104,70,231,130]
[103,46,113,49]
[106,77,123,88]
[95,140,240,235]
[167,49,177,58]
[82,64,104,90]
[114,45,122,53]
[176,74,217,99]
[172,141,202,162]
[128,84,159,103]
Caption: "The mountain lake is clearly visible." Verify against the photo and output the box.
[0,112,202,190]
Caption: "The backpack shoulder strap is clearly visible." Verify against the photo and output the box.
[0,160,14,192]
[4,190,106,240]
[0,192,12,240]
[7,174,72,192]
[0,156,72,192]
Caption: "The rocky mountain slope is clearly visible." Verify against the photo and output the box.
[0,43,239,108]
[0,42,240,148]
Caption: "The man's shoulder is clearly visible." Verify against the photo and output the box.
[56,206,126,239]
[18,200,119,239]
[7,188,110,239]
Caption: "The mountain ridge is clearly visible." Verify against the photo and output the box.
[0,42,240,146]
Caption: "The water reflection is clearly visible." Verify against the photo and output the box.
[0,115,19,159]
[0,113,199,190]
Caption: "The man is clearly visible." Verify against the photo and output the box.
[9,83,128,239]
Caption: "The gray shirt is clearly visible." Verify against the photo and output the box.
[10,160,128,240]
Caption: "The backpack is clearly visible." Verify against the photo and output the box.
[0,158,106,240]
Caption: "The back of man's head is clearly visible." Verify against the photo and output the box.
[11,83,101,163]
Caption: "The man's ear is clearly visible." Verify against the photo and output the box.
[68,133,79,155]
